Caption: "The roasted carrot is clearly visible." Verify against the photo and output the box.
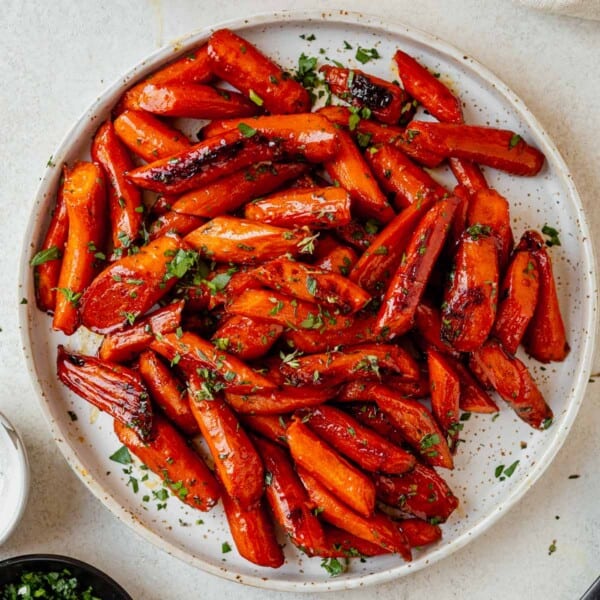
[150,331,276,395]
[312,236,358,276]
[57,346,152,439]
[398,519,442,548]
[187,373,264,509]
[287,419,376,517]
[34,165,70,313]
[114,416,220,510]
[344,402,408,448]
[449,158,487,193]
[300,405,416,474]
[335,219,378,252]
[469,339,553,428]
[221,491,284,568]
[427,349,461,450]
[254,436,326,555]
[492,249,540,355]
[318,525,389,557]
[53,162,106,335]
[241,414,289,445]
[519,230,569,362]
[324,129,395,223]
[374,463,459,522]
[172,162,308,218]
[297,466,412,560]
[441,231,499,352]
[413,300,459,357]
[137,349,199,437]
[376,196,460,337]
[405,122,545,176]
[244,186,352,229]
[212,315,283,361]
[366,143,446,210]
[320,65,414,125]
[79,234,183,333]
[148,211,205,240]
[98,300,184,363]
[207,28,310,114]
[91,121,143,254]
[251,257,370,314]
[113,109,191,162]
[394,49,463,124]
[225,386,336,415]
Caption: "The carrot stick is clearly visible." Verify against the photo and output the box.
[148,211,205,240]
[225,386,336,415]
[212,315,283,361]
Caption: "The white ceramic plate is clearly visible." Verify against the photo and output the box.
[18,10,597,592]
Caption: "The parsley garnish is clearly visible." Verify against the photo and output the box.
[320,557,348,576]
[237,122,257,138]
[109,446,132,464]
[355,46,381,64]
[30,246,61,266]
[508,133,522,149]
[541,224,561,247]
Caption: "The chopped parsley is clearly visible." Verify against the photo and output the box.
[320,556,348,576]
[109,445,132,465]
[30,246,61,266]
[237,122,257,138]
[355,46,381,64]
[508,133,522,149]
[0,569,100,600]
[541,224,561,247]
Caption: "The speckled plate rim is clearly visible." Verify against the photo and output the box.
[17,9,598,592]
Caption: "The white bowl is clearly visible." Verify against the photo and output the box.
[18,9,597,592]
[0,412,30,545]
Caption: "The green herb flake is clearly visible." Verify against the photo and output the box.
[548,540,557,555]
[222,541,232,553]
[343,40,353,50]
[320,556,348,576]
[56,287,82,306]
[109,445,132,465]
[237,122,258,138]
[30,246,61,266]
[541,224,561,247]
[248,89,264,106]
[306,275,318,296]
[355,46,381,64]
[508,133,522,149]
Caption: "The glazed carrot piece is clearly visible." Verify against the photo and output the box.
[414,300,459,357]
[427,349,461,451]
[492,249,540,355]
[200,114,339,163]
[296,466,411,560]
[212,315,283,361]
[405,122,545,176]
[98,300,184,363]
[113,110,191,162]
[114,416,220,510]
[187,373,264,509]
[335,219,378,252]
[449,158,487,193]
[251,257,370,314]
[281,344,420,387]
[148,211,205,240]
[467,188,514,270]
[150,331,276,394]
[241,414,289,445]
[469,339,553,428]
[287,419,376,517]
[312,236,358,276]
[53,162,106,335]
[254,436,326,555]
[317,105,444,168]
[135,83,259,119]
[376,196,460,337]
[184,216,309,264]
[79,235,183,333]
[366,143,446,210]
[119,44,214,111]
[394,49,463,124]
[300,405,416,474]
[221,491,284,568]
[138,349,199,436]
[283,313,380,353]
[349,195,437,294]
[225,386,335,415]
[150,193,178,215]
[398,519,442,548]
[172,162,308,218]
[447,184,471,249]
[344,402,409,447]
[324,129,395,223]
[92,121,143,254]
[244,186,352,229]
[519,230,569,362]
[441,232,499,352]
[320,65,414,125]
[386,369,432,398]
[318,525,390,557]
[207,28,310,114]
[34,165,70,313]
[374,463,459,522]
[126,129,285,194]
[57,346,152,439]
[357,383,453,468]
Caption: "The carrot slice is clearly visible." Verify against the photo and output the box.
[318,525,390,557]
[449,158,487,193]
[413,300,459,357]
[312,236,358,276]
[241,414,289,445]
[398,518,442,548]
[344,402,407,448]
[148,212,205,240]
[212,315,282,361]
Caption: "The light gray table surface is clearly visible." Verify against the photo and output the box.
[1,1,598,598]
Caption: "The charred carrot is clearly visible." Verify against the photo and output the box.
[335,219,378,252]
[79,234,183,333]
[244,186,352,229]
[300,405,416,474]
[172,162,308,218]
[287,419,376,517]
[225,386,335,415]
[414,300,459,357]
[344,402,408,448]
[113,109,191,162]
[469,339,553,428]
[53,162,106,335]
[241,414,289,445]
[312,236,358,276]
[34,165,70,313]
[376,196,460,337]
[405,122,545,176]
[398,518,442,548]
[98,300,184,363]
[187,372,264,509]
[212,315,283,361]
[318,525,389,557]
[207,28,310,114]
[148,211,205,240]
[57,346,152,439]
[114,416,220,510]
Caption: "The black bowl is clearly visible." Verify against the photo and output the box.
[0,554,132,599]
